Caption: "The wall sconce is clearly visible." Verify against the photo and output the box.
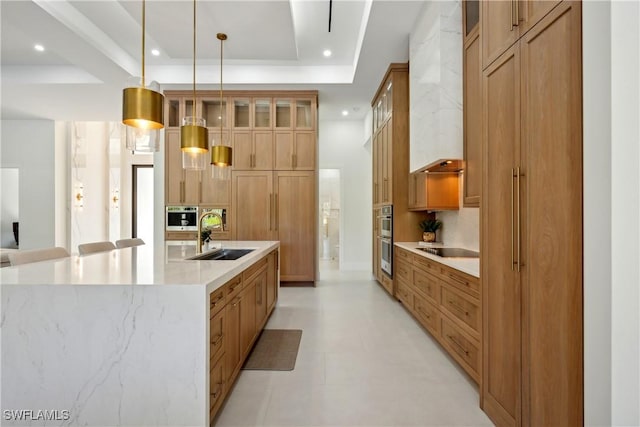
[112,189,120,209]
[74,183,84,208]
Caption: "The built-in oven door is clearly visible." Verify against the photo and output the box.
[381,237,392,276]
[166,206,198,231]
[379,205,392,238]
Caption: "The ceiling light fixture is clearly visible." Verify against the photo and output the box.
[34,44,45,52]
[211,32,232,179]
[180,0,208,170]
[342,110,349,116]
[151,49,160,56]
[122,0,164,152]
[323,49,332,57]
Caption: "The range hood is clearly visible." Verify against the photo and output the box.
[416,159,464,173]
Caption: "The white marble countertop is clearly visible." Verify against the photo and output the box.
[395,242,480,278]
[0,240,279,292]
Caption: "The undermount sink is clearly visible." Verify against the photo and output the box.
[190,248,254,261]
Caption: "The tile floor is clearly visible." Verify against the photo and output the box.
[215,269,493,427]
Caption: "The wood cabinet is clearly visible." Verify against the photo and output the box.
[266,250,279,312]
[371,64,429,292]
[165,129,200,205]
[408,172,460,211]
[481,0,562,69]
[232,131,273,170]
[274,131,315,170]
[232,171,315,282]
[481,2,583,426]
[463,5,482,208]
[224,293,241,384]
[394,246,481,382]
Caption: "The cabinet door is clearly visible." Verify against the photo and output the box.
[253,131,273,170]
[481,43,521,427]
[274,99,293,129]
[518,0,563,35]
[184,170,201,205]
[225,296,241,383]
[275,171,315,281]
[293,99,315,130]
[481,0,519,69]
[409,172,427,210]
[463,0,480,43]
[232,171,274,240]
[201,130,231,205]
[232,98,251,129]
[232,131,252,170]
[165,130,184,204]
[254,268,268,330]
[240,282,256,357]
[274,131,293,170]
[266,250,278,312]
[521,3,582,424]
[253,98,272,129]
[382,122,393,203]
[375,130,385,205]
[293,131,315,170]
[463,30,482,208]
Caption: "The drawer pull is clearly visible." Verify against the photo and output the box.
[210,294,224,307]
[448,273,469,288]
[448,300,469,317]
[447,334,469,356]
[232,297,241,307]
[211,333,224,346]
[210,381,224,399]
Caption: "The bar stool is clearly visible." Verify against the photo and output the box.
[8,247,70,266]
[78,241,116,255]
[115,238,145,249]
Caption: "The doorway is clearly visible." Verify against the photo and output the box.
[318,169,341,274]
[132,165,154,247]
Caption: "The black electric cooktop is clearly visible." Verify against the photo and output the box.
[417,247,479,258]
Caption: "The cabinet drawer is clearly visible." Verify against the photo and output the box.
[165,231,197,241]
[413,255,441,276]
[440,316,480,381]
[414,293,439,336]
[381,274,394,295]
[440,286,480,336]
[395,247,412,263]
[209,355,226,413]
[210,287,226,318]
[412,268,440,304]
[243,256,268,282]
[440,266,479,298]
[396,279,414,309]
[225,273,243,301]
[210,310,225,363]
[395,259,412,283]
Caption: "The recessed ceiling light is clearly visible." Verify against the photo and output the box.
[342,110,349,116]
[323,49,332,57]
[151,49,160,56]
[34,44,45,52]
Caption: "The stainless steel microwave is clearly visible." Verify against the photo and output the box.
[166,206,198,231]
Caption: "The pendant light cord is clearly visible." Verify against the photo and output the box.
[219,35,223,139]
[141,0,146,87]
[192,0,197,111]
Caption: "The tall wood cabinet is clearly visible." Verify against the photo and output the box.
[371,64,429,293]
[165,91,317,283]
[480,2,582,426]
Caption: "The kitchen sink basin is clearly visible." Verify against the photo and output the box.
[191,248,254,261]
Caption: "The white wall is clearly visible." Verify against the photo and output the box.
[610,1,640,424]
[319,120,371,271]
[1,120,56,250]
[0,168,19,248]
[582,2,612,424]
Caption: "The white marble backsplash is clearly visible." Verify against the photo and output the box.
[410,0,463,172]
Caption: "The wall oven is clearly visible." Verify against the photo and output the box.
[166,206,198,231]
[379,205,393,275]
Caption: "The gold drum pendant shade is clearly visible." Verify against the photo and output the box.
[211,32,233,173]
[122,0,165,152]
[180,0,208,170]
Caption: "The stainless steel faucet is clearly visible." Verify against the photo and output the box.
[197,211,223,254]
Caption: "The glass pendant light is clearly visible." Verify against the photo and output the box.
[181,0,208,170]
[123,0,164,152]
[211,33,232,179]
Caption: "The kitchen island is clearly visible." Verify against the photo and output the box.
[0,240,279,426]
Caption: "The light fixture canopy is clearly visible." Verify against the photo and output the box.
[122,0,165,152]
[211,32,232,176]
[180,0,208,170]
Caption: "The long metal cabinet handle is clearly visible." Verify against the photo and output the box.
[269,194,273,231]
[516,167,522,272]
[515,0,521,24]
[510,0,515,30]
[275,194,278,231]
[511,168,515,271]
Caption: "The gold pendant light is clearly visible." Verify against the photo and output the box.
[181,0,208,170]
[123,0,164,152]
[211,33,232,178]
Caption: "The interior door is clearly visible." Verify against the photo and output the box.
[232,171,273,240]
[275,171,315,281]
[481,42,521,427]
